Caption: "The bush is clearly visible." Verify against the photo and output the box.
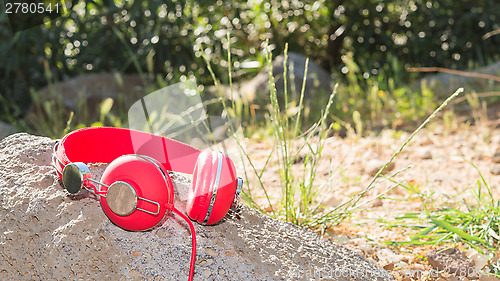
[0,0,216,121]
[1,0,499,124]
[331,0,500,81]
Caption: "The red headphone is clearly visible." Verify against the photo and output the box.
[52,127,242,280]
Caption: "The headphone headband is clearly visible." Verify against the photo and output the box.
[54,127,202,178]
[51,126,241,281]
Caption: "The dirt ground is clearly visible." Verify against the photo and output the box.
[236,107,500,280]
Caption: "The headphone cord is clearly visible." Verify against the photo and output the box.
[169,206,197,281]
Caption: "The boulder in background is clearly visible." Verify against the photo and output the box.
[0,121,16,140]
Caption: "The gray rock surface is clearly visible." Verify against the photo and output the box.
[493,148,500,164]
[0,133,393,281]
[416,60,500,97]
[0,121,16,140]
[209,52,333,103]
[27,73,148,121]
[426,247,474,274]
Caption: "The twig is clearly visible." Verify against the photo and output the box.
[406,66,500,83]
[483,28,500,40]
[453,91,500,104]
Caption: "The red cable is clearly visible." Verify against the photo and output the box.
[170,206,197,281]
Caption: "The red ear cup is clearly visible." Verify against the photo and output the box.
[186,151,238,225]
[99,155,174,231]
[186,151,215,224]
[206,154,238,224]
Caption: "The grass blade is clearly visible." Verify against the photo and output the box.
[430,217,491,247]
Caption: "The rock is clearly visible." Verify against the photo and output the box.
[0,133,394,281]
[235,52,333,103]
[0,120,16,140]
[371,198,383,207]
[27,73,149,121]
[493,148,500,164]
[417,148,433,160]
[467,248,488,271]
[376,248,406,271]
[491,165,500,175]
[357,241,375,256]
[365,159,395,176]
[426,247,474,275]
[376,248,402,267]
[480,275,500,281]
[415,60,500,98]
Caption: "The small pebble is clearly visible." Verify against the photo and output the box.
[467,248,488,270]
[205,247,218,257]
[131,251,141,257]
[199,259,214,266]
[357,242,374,256]
[371,198,383,208]
[491,165,500,175]
[480,275,500,281]
[492,149,500,163]
[418,148,433,160]
[376,248,401,265]
[426,247,474,274]
[365,160,395,176]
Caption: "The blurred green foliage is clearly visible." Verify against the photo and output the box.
[331,0,500,82]
[0,0,499,124]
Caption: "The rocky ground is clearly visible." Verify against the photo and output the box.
[236,108,500,281]
[0,101,499,280]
